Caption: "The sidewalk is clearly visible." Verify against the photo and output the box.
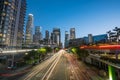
[0,52,54,77]
[0,65,32,77]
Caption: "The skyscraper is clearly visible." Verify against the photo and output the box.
[53,28,61,46]
[50,33,54,44]
[64,31,69,48]
[33,26,42,44]
[25,14,34,46]
[35,26,40,34]
[88,34,93,44]
[70,28,76,39]
[0,0,26,49]
[45,30,49,45]
[65,31,69,41]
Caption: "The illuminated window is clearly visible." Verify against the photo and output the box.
[0,34,2,37]
[3,38,5,41]
[11,6,15,9]
[2,13,6,16]
[4,1,9,5]
[4,30,7,33]
[8,3,11,6]
[3,34,6,37]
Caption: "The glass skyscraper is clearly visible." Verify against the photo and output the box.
[70,28,76,39]
[25,14,34,46]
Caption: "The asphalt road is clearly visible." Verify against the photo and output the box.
[7,50,107,80]
[48,52,69,80]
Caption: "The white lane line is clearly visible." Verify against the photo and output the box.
[22,53,59,80]
[41,51,63,80]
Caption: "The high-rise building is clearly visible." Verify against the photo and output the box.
[0,0,26,49]
[45,30,49,44]
[35,26,40,34]
[50,32,54,44]
[88,34,93,44]
[64,31,69,48]
[25,14,34,46]
[70,28,76,39]
[65,31,69,41]
[53,28,61,46]
[33,26,42,44]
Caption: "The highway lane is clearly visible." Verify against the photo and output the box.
[66,53,104,80]
[18,50,106,80]
[48,51,69,80]
[19,50,63,80]
[48,50,105,80]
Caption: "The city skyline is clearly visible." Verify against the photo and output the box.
[27,0,120,43]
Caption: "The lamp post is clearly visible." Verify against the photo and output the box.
[25,52,28,55]
[11,53,14,69]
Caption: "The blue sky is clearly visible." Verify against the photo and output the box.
[26,0,120,43]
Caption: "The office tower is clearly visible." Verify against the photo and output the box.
[70,28,76,39]
[65,31,69,41]
[45,30,49,44]
[53,28,61,46]
[33,26,42,44]
[88,34,93,44]
[45,30,50,45]
[64,31,69,48]
[0,0,26,48]
[25,14,34,46]
[50,33,54,44]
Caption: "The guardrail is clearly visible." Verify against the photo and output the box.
[89,54,120,69]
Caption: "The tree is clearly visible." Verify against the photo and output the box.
[23,50,38,64]
[70,47,89,62]
[37,48,47,60]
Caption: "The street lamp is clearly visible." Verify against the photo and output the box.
[25,52,28,55]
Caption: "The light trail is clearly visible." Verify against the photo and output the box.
[41,51,63,80]
[20,50,63,80]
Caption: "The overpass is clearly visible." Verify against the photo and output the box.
[0,49,38,56]
[80,45,120,80]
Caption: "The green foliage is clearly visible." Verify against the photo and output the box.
[71,47,77,54]
[23,47,53,64]
[37,48,46,55]
[44,47,52,53]
[70,47,89,59]
[23,50,38,64]
[55,47,60,52]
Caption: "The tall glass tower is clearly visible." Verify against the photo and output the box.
[53,28,61,46]
[25,14,34,46]
[70,28,76,39]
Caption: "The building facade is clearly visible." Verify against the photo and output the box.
[84,34,108,45]
[33,26,41,44]
[45,30,49,45]
[68,38,84,47]
[70,28,76,39]
[88,34,93,44]
[64,31,69,48]
[0,0,26,49]
[25,14,34,46]
[53,28,61,46]
[65,31,69,41]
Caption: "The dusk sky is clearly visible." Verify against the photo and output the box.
[26,0,120,43]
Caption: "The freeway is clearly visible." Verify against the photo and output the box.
[18,50,106,80]
[19,50,63,80]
